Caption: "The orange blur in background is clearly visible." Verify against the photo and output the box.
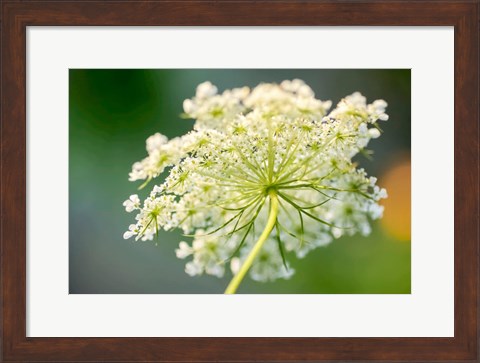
[380,156,411,242]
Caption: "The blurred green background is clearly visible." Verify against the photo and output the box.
[69,69,411,294]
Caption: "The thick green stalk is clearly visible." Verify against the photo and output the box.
[224,191,279,294]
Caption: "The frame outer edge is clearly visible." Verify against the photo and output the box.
[0,1,479,362]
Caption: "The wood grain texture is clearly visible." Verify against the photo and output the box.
[1,1,478,362]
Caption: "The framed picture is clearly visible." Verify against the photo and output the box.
[1,1,478,362]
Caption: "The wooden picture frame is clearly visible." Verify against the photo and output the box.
[1,1,478,361]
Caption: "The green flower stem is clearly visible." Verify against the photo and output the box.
[225,190,279,294]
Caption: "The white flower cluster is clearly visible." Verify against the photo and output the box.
[123,80,388,283]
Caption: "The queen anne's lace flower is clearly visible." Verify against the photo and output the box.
[123,79,388,292]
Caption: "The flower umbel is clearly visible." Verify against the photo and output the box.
[123,79,388,293]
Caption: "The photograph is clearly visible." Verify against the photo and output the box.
[69,69,411,294]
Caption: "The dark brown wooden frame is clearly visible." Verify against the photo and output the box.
[1,1,478,362]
